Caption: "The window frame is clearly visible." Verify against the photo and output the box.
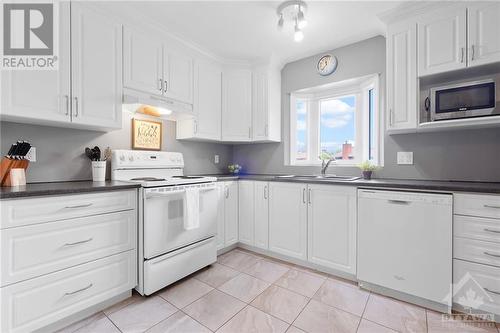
[288,74,382,167]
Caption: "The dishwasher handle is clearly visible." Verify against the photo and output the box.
[387,199,411,205]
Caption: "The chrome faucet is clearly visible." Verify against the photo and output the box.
[321,157,336,175]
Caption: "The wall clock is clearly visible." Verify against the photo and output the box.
[317,54,338,76]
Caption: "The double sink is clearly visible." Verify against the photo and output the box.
[275,175,361,182]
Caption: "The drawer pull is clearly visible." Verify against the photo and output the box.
[484,228,500,234]
[484,251,500,258]
[64,283,93,296]
[484,288,500,296]
[63,238,93,247]
[484,204,500,209]
[64,203,93,209]
[388,200,410,205]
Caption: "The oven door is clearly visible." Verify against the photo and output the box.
[143,183,217,259]
[431,80,496,121]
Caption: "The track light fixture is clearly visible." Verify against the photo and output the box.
[276,0,308,42]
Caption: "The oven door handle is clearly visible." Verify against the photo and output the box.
[145,187,215,199]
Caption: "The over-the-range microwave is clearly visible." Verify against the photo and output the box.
[428,79,497,121]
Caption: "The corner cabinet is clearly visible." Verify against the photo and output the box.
[268,182,308,260]
[1,2,122,131]
[221,68,253,142]
[307,185,357,275]
[216,181,239,250]
[386,19,418,133]
[238,181,255,246]
[468,2,500,67]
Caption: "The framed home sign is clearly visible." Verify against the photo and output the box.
[132,118,162,150]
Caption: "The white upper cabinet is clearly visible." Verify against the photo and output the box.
[123,28,163,96]
[417,6,467,76]
[164,51,194,104]
[252,67,281,142]
[222,68,252,142]
[268,182,307,260]
[70,3,122,129]
[1,2,121,130]
[254,181,269,250]
[386,19,417,132]
[468,2,500,67]
[1,3,71,126]
[176,60,222,141]
[307,185,357,275]
[238,181,255,246]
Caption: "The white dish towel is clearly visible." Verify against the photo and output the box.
[183,187,200,230]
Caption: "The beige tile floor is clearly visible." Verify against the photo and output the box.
[58,248,500,333]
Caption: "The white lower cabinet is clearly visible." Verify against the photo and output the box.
[268,182,307,260]
[254,182,269,250]
[238,181,255,246]
[216,181,239,250]
[307,185,357,274]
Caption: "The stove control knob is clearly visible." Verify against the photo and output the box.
[119,154,125,161]
[129,155,134,162]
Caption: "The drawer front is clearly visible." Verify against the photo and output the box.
[1,190,137,229]
[454,193,500,219]
[454,237,500,268]
[1,210,137,286]
[453,259,500,316]
[0,250,136,333]
[454,215,500,244]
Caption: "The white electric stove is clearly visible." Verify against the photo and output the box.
[111,150,218,295]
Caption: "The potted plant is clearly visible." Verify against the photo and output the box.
[228,164,242,175]
[358,161,378,180]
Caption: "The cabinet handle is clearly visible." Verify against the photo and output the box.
[65,95,69,115]
[484,228,500,234]
[194,120,198,134]
[484,251,500,258]
[265,124,268,136]
[158,79,163,92]
[225,186,229,198]
[388,199,410,205]
[302,188,306,204]
[460,47,465,63]
[264,185,267,199]
[64,238,93,247]
[484,204,500,209]
[164,80,168,93]
[471,45,475,61]
[64,203,93,209]
[485,288,500,296]
[74,97,79,117]
[64,283,93,296]
[389,109,393,126]
[308,189,312,205]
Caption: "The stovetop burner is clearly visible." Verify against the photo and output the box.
[130,177,166,181]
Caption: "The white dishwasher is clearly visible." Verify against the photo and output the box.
[357,189,452,311]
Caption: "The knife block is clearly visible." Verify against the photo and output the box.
[0,157,29,186]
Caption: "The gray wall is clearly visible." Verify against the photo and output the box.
[233,36,500,182]
[1,112,233,183]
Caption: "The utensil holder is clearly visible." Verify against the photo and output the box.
[0,157,29,186]
[91,161,106,182]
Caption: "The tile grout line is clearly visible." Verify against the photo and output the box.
[102,311,125,333]
[355,292,371,333]
[179,308,216,332]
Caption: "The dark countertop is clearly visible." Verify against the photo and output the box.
[201,174,500,194]
[0,181,141,199]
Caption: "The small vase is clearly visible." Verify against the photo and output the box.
[362,170,373,180]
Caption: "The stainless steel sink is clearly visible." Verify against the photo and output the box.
[275,175,360,181]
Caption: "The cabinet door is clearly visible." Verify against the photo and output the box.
[238,181,255,246]
[195,61,222,139]
[123,27,163,96]
[252,71,269,141]
[216,182,225,250]
[222,69,252,142]
[71,3,122,129]
[468,2,500,67]
[254,181,269,250]
[418,7,467,76]
[224,181,239,246]
[268,182,307,260]
[164,50,194,104]
[307,185,356,274]
[386,20,417,132]
[0,2,71,126]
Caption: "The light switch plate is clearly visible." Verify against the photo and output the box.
[214,154,219,164]
[397,151,413,165]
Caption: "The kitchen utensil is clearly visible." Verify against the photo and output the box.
[93,146,101,161]
[85,147,93,160]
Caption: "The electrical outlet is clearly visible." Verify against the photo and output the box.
[397,151,413,165]
[26,147,36,162]
[214,154,219,164]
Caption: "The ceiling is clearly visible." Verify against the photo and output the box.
[118,1,401,66]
